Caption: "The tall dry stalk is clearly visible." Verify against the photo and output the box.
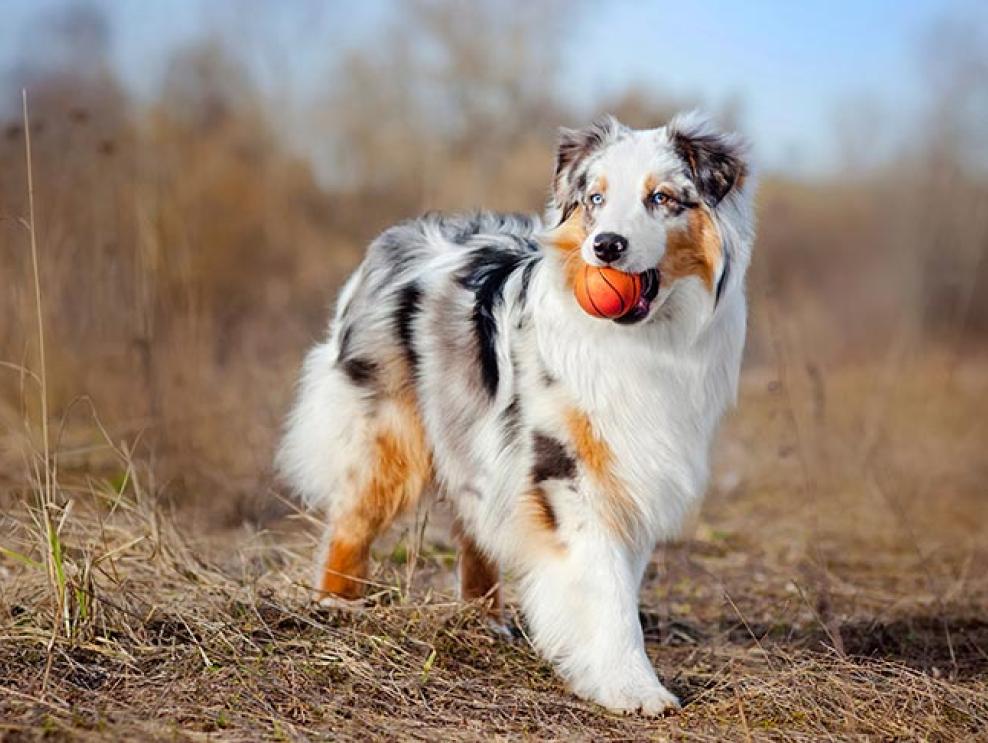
[21,90,49,497]
[21,89,69,687]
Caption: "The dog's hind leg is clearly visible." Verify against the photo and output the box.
[278,342,432,600]
[452,519,502,616]
[315,393,432,599]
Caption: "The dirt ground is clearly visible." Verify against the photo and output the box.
[1,355,987,741]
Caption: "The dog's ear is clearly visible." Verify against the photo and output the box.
[552,115,624,222]
[668,112,749,208]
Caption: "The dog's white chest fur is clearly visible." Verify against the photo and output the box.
[529,273,746,542]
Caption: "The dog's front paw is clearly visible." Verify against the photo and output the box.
[636,684,681,716]
[589,680,681,716]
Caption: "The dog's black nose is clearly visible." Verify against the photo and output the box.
[593,232,628,263]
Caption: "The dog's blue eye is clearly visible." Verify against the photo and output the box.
[589,193,604,206]
[650,192,670,206]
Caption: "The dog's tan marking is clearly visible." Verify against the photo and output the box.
[565,407,639,543]
[528,486,559,532]
[643,173,660,199]
[364,396,432,521]
[318,394,432,599]
[453,520,502,615]
[566,408,613,479]
[549,205,588,253]
[662,206,722,290]
[643,174,679,202]
[547,205,589,291]
[319,536,370,598]
[518,486,567,556]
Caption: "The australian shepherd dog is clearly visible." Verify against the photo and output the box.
[278,112,754,714]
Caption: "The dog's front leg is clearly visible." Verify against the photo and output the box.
[518,533,679,715]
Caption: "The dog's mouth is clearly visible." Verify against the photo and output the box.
[614,269,660,325]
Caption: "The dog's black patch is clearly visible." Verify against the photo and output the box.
[395,282,423,373]
[532,432,576,483]
[518,258,537,310]
[715,250,730,306]
[672,129,746,207]
[575,171,588,195]
[338,324,378,388]
[459,247,524,397]
[340,356,378,388]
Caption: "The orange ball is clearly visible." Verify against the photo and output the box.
[573,264,643,319]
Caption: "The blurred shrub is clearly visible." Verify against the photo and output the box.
[0,1,984,518]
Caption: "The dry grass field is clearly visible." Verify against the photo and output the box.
[2,2,987,740]
[2,353,986,740]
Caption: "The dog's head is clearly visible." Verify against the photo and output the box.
[546,112,752,326]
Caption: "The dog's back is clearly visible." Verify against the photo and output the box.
[276,210,552,608]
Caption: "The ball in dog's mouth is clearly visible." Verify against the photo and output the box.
[614,269,660,325]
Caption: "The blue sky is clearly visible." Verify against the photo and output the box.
[568,0,964,172]
[2,0,982,175]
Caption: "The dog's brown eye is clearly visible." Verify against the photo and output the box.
[589,193,605,207]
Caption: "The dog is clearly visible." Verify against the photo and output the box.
[277,112,753,715]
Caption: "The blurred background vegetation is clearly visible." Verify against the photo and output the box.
[1,0,985,525]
